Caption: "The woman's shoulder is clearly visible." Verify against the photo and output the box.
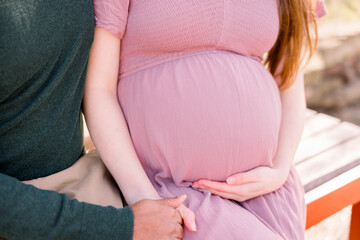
[93,0,130,39]
[314,0,327,18]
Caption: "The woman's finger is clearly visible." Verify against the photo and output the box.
[204,187,248,202]
[177,205,197,232]
[198,181,265,199]
[226,166,268,185]
[194,179,235,193]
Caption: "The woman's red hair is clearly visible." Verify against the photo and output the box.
[265,0,318,90]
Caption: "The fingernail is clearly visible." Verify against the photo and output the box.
[191,222,197,231]
[195,183,204,188]
[227,177,235,184]
[179,194,187,200]
[198,180,206,185]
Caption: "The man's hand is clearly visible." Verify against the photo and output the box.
[131,195,194,240]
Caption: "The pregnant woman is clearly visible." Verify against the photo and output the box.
[84,0,326,239]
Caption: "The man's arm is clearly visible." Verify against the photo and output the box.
[0,173,134,240]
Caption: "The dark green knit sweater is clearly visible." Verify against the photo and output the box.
[0,1,133,239]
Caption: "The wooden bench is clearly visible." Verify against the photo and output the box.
[295,109,360,239]
[84,109,360,239]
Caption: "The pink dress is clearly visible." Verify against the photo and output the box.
[94,1,327,239]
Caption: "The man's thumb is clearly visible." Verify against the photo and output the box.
[159,194,187,208]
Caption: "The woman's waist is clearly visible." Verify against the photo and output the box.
[119,49,264,79]
[118,48,280,107]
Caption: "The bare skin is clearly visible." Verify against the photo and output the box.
[132,195,187,240]
[84,27,196,238]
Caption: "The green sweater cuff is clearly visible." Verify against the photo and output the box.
[81,204,134,240]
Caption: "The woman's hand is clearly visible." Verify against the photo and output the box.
[177,204,197,232]
[193,165,290,202]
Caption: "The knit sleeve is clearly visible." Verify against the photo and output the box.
[314,0,327,18]
[0,173,134,240]
[93,0,130,39]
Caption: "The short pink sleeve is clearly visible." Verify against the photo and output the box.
[93,0,130,39]
[314,0,327,18]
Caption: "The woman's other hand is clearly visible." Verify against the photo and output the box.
[177,204,197,232]
[193,165,289,202]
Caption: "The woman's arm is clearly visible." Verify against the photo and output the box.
[83,27,196,232]
[83,27,160,204]
[271,69,306,182]
[193,67,306,201]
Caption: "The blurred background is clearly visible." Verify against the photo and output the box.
[304,0,360,239]
[305,0,360,125]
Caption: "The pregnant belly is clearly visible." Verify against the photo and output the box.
[118,51,281,184]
